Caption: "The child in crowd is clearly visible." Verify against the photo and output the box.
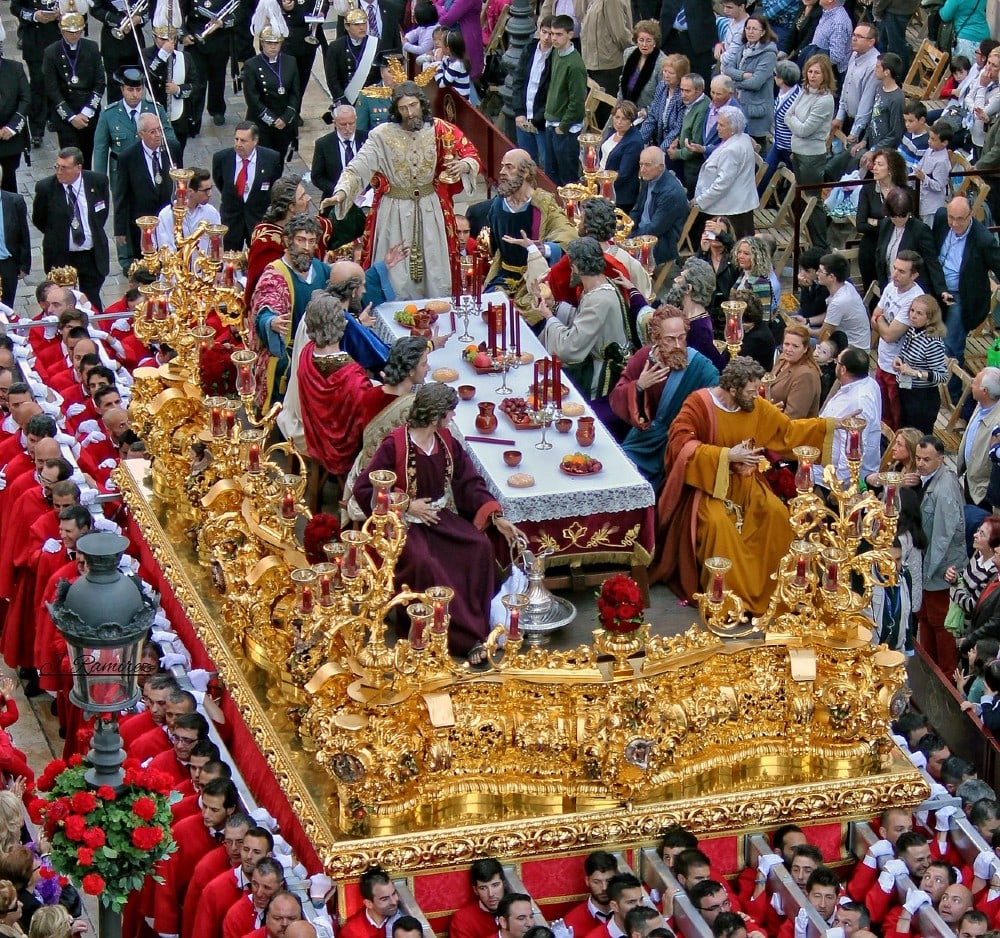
[434,29,473,100]
[900,100,930,168]
[957,638,1000,704]
[404,0,439,62]
[869,539,914,655]
[914,119,954,227]
[0,677,34,790]
[420,25,448,67]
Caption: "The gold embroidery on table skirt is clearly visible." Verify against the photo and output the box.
[535,521,642,554]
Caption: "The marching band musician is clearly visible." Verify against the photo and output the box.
[182,0,235,131]
[42,1,105,168]
[243,0,301,161]
[0,21,32,192]
[12,0,64,147]
[324,7,379,106]
[91,0,148,101]
[143,0,202,159]
[279,0,326,107]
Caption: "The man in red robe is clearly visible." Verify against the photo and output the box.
[120,673,178,748]
[147,710,208,793]
[221,858,287,938]
[329,80,482,301]
[450,859,506,938]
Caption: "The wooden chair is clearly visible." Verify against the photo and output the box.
[936,358,974,451]
[483,4,508,59]
[584,78,618,134]
[902,39,950,100]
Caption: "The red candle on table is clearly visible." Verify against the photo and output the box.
[794,555,807,587]
[601,178,613,199]
[498,304,506,351]
[487,304,496,353]
[223,409,235,435]
[824,562,839,591]
[210,407,223,437]
[319,574,332,603]
[552,358,562,409]
[300,586,313,614]
[237,365,253,396]
[281,491,296,520]
[248,443,261,473]
[542,359,550,407]
[345,543,358,577]
[710,573,724,603]
[508,608,520,640]
[584,147,597,173]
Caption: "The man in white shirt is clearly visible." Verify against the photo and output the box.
[870,249,924,429]
[814,346,882,486]
[818,251,871,350]
[156,166,220,253]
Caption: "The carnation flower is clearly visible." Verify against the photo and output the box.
[596,575,646,635]
[76,847,94,866]
[132,797,157,821]
[96,786,116,801]
[131,826,164,850]
[81,873,105,896]
[70,792,97,814]
[63,815,86,842]
[82,828,106,849]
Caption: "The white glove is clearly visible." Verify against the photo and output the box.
[107,336,125,358]
[79,487,97,506]
[160,653,187,669]
[111,318,131,333]
[0,467,10,492]
[793,907,809,938]
[648,888,661,905]
[826,929,845,938]
[869,839,895,861]
[41,538,61,554]
[65,403,86,418]
[310,874,333,903]
[188,669,212,693]
[6,330,26,347]
[151,627,176,646]
[935,805,960,832]
[770,892,786,917]
[82,430,107,447]
[550,921,573,938]
[250,807,280,832]
[758,853,785,877]
[11,345,29,362]
[98,457,118,470]
[930,783,949,799]
[91,517,120,534]
[974,851,997,880]
[77,419,99,436]
[26,378,47,399]
[903,890,932,915]
[909,751,928,770]
[879,866,901,892]
[884,858,907,877]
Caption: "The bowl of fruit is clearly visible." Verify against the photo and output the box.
[559,453,602,476]
[394,303,438,336]
[462,342,500,374]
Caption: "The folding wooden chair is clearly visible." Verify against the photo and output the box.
[902,39,950,100]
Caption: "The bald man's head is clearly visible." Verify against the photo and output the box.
[103,407,130,442]
[285,923,318,938]
[498,149,536,196]
[638,147,665,182]
[327,261,366,308]
[16,402,41,428]
[33,438,62,469]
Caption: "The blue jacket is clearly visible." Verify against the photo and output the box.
[604,126,643,211]
[629,167,688,264]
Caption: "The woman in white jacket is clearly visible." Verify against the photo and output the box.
[784,52,836,252]
[693,105,760,238]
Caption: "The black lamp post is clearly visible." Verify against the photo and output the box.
[48,532,157,938]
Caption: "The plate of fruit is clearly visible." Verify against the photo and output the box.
[499,397,541,429]
[394,303,439,328]
[560,453,602,476]
[462,342,501,373]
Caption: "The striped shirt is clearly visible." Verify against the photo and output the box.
[951,552,997,614]
[773,85,800,152]
[898,326,947,387]
[435,57,472,98]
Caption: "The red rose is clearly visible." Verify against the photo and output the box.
[96,786,116,801]
[132,797,157,821]
[70,792,97,814]
[131,826,164,850]
[81,873,105,896]
[63,815,86,842]
[76,847,94,866]
[82,827,106,849]
[68,754,83,767]
[617,603,638,621]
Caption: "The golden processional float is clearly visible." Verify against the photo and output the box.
[116,168,927,883]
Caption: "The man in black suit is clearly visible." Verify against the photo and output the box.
[324,9,381,106]
[143,17,203,161]
[0,55,31,193]
[933,196,1000,372]
[32,146,111,311]
[211,121,283,250]
[11,0,62,147]
[311,104,366,198]
[657,0,715,87]
[0,185,31,307]
[42,12,107,169]
[336,0,402,58]
[114,113,180,269]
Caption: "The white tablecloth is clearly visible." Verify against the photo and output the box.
[373,294,655,525]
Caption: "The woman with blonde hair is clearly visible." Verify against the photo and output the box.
[0,792,23,856]
[0,880,24,936]
[600,100,643,211]
[732,237,776,315]
[784,53,836,252]
[893,295,948,433]
[769,324,821,418]
[619,20,665,114]
[639,53,689,151]
[868,426,923,489]
[26,905,85,938]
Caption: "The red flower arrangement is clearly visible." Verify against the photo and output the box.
[199,341,239,397]
[764,463,797,503]
[31,756,177,911]
[303,513,341,564]
[596,574,646,634]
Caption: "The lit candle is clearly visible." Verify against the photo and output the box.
[223,262,235,288]
[601,177,613,200]
[374,489,389,516]
[584,146,597,173]
[300,586,313,614]
[884,483,899,518]
[345,543,358,577]
[411,615,425,649]
[552,357,562,409]
[237,365,254,396]
[508,607,520,640]
[710,573,725,603]
[248,443,261,473]
[223,409,235,435]
[824,561,839,592]
[639,241,651,268]
[210,406,223,438]
[433,600,445,631]
[565,198,575,223]
[141,226,156,255]
[319,574,332,602]
[332,554,343,588]
[758,383,766,398]
[846,429,862,461]
[155,298,168,321]
[281,491,296,520]
[144,299,154,322]
[794,554,807,588]
[209,233,222,263]
[175,178,187,203]
[794,458,812,493]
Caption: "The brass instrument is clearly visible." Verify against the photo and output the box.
[111,0,148,39]
[195,0,237,40]
[303,0,324,45]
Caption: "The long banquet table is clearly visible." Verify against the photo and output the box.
[372,293,656,584]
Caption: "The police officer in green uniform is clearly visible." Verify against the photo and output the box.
[92,67,177,269]
[354,58,397,133]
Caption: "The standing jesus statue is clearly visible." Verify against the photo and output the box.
[330,80,483,300]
